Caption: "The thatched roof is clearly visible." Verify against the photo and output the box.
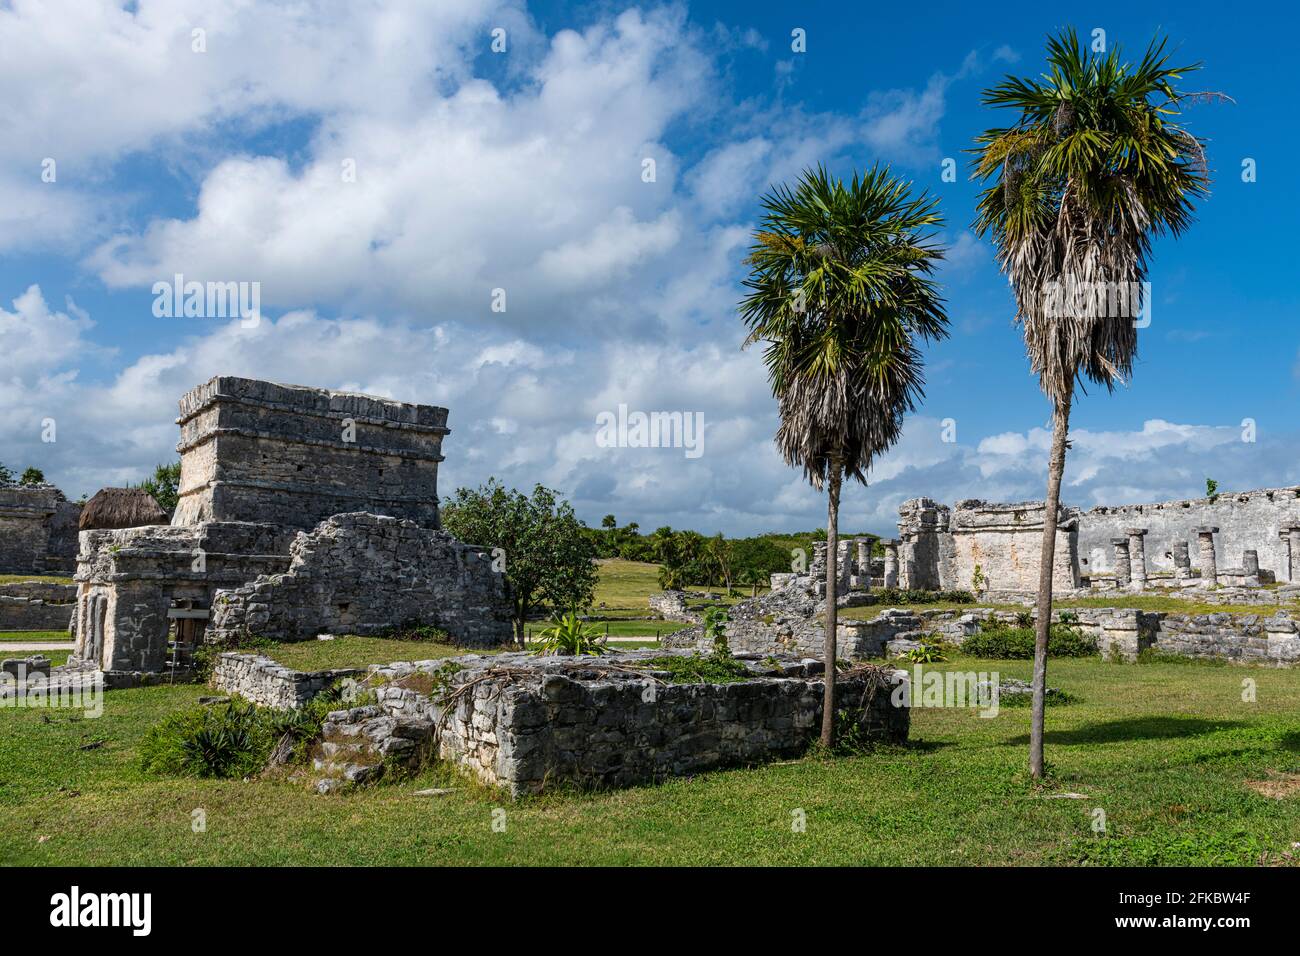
[79,487,169,530]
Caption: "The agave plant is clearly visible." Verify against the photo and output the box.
[531,610,608,656]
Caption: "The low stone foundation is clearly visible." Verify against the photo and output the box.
[371,650,909,796]
[212,652,362,709]
[0,595,74,631]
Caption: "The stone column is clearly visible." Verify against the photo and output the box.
[809,541,827,597]
[1170,541,1192,581]
[836,539,853,595]
[1126,528,1148,590]
[1196,527,1219,586]
[882,539,900,589]
[855,537,873,593]
[1111,538,1131,588]
[1243,549,1260,587]
[1287,527,1300,583]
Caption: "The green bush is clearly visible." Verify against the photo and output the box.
[872,588,975,606]
[140,682,367,778]
[961,623,1098,660]
[140,701,273,778]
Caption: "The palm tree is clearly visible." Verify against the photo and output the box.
[741,165,949,747]
[972,29,1213,778]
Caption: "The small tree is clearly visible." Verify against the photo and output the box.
[0,462,14,486]
[442,479,598,648]
[137,462,182,516]
[18,467,45,487]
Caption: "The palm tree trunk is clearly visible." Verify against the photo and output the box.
[821,464,843,748]
[1029,393,1072,779]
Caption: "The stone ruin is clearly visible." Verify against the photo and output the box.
[893,488,1300,598]
[69,376,512,682]
[0,483,82,575]
[212,649,910,796]
[664,485,1300,667]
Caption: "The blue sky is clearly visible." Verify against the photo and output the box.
[1,0,1296,536]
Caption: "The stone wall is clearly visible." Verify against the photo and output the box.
[212,652,362,709]
[908,605,1300,665]
[0,486,82,574]
[372,650,909,796]
[206,512,512,647]
[947,499,1080,592]
[172,376,449,530]
[0,596,74,631]
[647,590,697,622]
[73,523,295,672]
[661,580,923,659]
[1076,486,1300,583]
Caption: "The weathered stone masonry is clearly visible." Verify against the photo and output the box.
[173,376,448,530]
[212,652,362,710]
[370,651,909,796]
[71,376,513,678]
[0,485,82,575]
[207,513,511,647]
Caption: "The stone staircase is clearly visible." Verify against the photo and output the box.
[307,705,435,794]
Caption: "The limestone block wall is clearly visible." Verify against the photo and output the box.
[1076,486,1300,582]
[73,523,295,672]
[206,513,512,647]
[371,651,909,796]
[946,500,1080,592]
[172,376,449,530]
[0,596,74,631]
[211,652,362,709]
[647,590,697,623]
[0,486,82,574]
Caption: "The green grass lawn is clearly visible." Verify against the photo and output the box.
[0,574,73,585]
[592,559,662,609]
[2,652,1297,866]
[0,631,71,643]
[250,636,474,672]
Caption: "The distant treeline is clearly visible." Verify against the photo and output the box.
[586,515,880,593]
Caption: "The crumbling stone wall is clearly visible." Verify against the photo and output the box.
[1077,486,1300,583]
[73,523,294,672]
[207,513,512,647]
[172,376,449,530]
[0,486,82,574]
[212,652,362,709]
[647,590,699,623]
[371,650,909,796]
[0,596,74,631]
[947,499,1080,592]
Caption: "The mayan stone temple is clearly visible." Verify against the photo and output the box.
[69,376,511,683]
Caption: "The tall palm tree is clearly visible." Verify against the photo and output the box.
[741,165,948,747]
[972,29,1213,778]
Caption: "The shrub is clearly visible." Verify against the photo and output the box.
[140,701,273,778]
[961,623,1098,660]
[701,605,731,658]
[872,588,975,606]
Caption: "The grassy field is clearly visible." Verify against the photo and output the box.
[0,574,73,585]
[2,650,1298,866]
[0,631,71,643]
[252,636,471,671]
